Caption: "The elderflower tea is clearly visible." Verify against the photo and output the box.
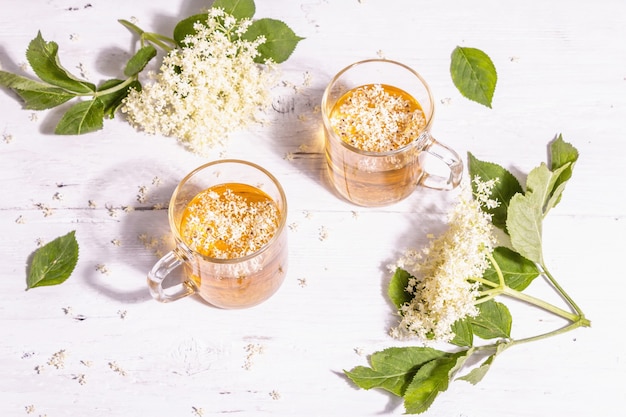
[321,59,463,206]
[148,160,288,309]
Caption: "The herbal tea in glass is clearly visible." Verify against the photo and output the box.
[148,160,288,309]
[321,59,463,206]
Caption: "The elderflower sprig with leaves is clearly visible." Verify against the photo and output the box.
[389,177,498,342]
[121,7,280,153]
[345,135,590,414]
[0,0,303,149]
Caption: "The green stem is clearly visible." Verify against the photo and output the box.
[74,76,138,98]
[540,263,586,318]
[474,316,589,355]
[501,286,586,323]
[118,19,176,52]
[482,251,590,326]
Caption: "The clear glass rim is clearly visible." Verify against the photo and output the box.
[321,58,435,156]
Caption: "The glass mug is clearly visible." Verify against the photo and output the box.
[321,59,463,206]
[148,160,288,309]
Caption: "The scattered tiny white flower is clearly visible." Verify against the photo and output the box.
[95,264,110,275]
[73,374,87,385]
[108,361,127,376]
[47,349,67,369]
[88,200,97,208]
[318,226,329,241]
[35,203,54,217]
[297,277,307,287]
[269,390,281,400]
[242,343,265,370]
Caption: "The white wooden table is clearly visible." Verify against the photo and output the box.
[1,1,624,416]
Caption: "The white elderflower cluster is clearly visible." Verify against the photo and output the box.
[122,8,277,154]
[390,177,498,342]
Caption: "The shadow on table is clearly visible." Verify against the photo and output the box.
[81,159,184,303]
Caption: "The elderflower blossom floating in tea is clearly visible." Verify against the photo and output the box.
[390,178,498,342]
[122,8,277,154]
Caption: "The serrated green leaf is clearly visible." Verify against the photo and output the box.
[507,163,571,263]
[470,300,512,339]
[26,31,95,94]
[468,152,523,231]
[55,98,104,135]
[547,134,578,209]
[388,267,413,309]
[482,246,540,291]
[26,231,79,290]
[97,78,141,119]
[403,350,471,414]
[212,0,256,19]
[345,346,448,397]
[0,71,76,109]
[450,318,473,347]
[242,18,304,64]
[124,45,157,77]
[173,13,208,47]
[450,46,497,108]
[456,343,507,385]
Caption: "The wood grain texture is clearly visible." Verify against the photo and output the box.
[1,0,625,416]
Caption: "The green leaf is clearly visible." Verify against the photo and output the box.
[468,152,523,231]
[457,342,508,385]
[482,246,540,291]
[344,346,448,397]
[506,163,571,263]
[242,18,304,64]
[470,300,512,339]
[212,0,256,19]
[26,231,79,290]
[388,268,413,309]
[0,70,76,109]
[403,350,471,414]
[26,31,95,94]
[97,78,141,119]
[450,46,497,108]
[547,135,579,209]
[173,13,208,47]
[55,98,104,135]
[124,45,157,77]
[449,318,473,347]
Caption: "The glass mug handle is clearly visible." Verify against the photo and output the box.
[419,137,463,190]
[147,248,197,302]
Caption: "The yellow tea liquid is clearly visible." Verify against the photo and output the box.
[325,84,428,206]
[178,183,286,308]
